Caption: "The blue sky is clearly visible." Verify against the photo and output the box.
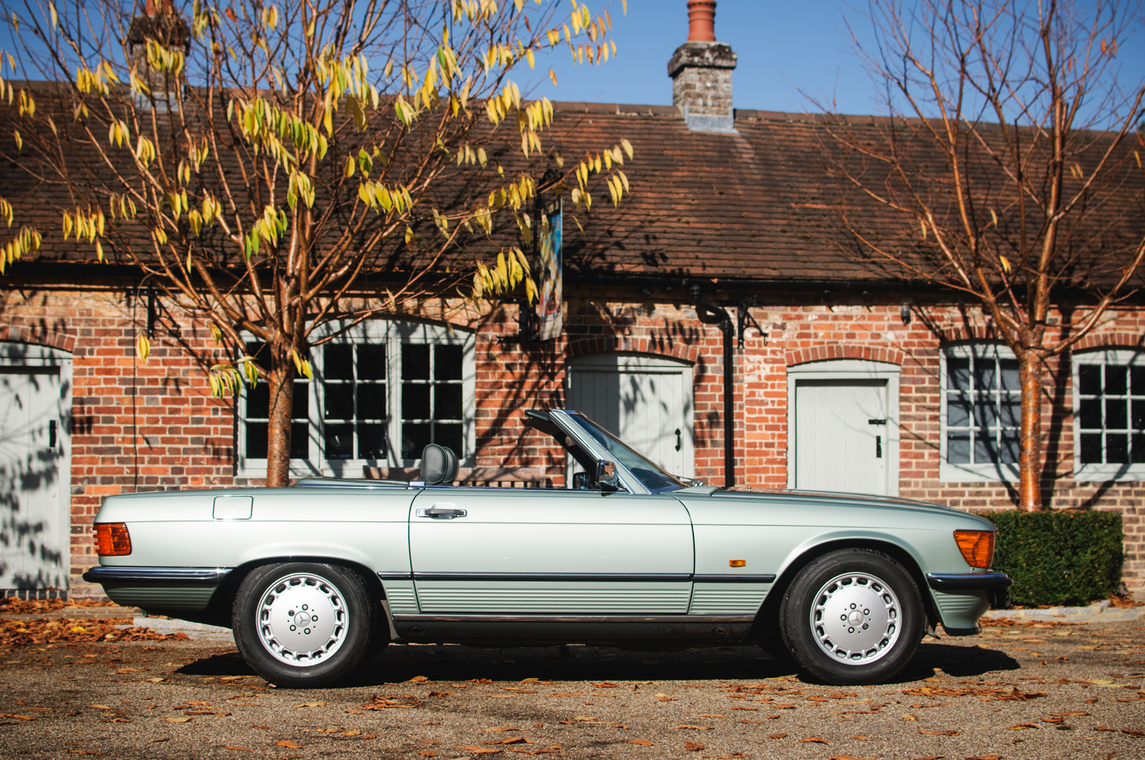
[524,0,1145,121]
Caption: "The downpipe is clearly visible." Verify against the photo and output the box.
[692,286,735,487]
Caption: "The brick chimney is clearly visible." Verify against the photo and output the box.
[668,0,737,133]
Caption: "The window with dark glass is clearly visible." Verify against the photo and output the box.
[400,343,464,459]
[945,351,1021,466]
[1077,362,1145,466]
[323,344,388,460]
[243,342,310,460]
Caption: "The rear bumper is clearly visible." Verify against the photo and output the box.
[82,566,232,612]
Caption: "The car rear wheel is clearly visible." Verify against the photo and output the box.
[779,548,923,685]
[233,563,375,688]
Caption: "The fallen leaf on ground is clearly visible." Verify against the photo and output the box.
[919,729,959,736]
[799,737,828,743]
[629,739,654,746]
[274,740,302,749]
[684,741,705,751]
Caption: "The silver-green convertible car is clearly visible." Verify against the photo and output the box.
[85,409,1010,688]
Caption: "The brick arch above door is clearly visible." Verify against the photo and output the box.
[0,324,77,354]
[786,344,904,368]
[567,335,700,365]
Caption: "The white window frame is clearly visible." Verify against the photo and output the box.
[939,343,1021,482]
[236,320,476,479]
[1073,348,1145,482]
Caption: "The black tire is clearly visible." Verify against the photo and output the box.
[232,563,376,688]
[779,548,923,685]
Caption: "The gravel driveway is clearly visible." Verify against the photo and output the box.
[0,616,1142,759]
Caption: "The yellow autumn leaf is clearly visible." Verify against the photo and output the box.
[136,333,151,362]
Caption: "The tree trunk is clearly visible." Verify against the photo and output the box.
[264,346,295,488]
[1017,346,1044,511]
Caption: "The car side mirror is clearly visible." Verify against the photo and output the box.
[572,471,590,490]
[596,460,622,493]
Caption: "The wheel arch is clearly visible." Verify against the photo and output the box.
[196,556,391,630]
[747,538,938,643]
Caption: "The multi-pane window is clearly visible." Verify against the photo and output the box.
[1074,351,1145,480]
[243,342,309,460]
[237,322,474,476]
[941,345,1021,480]
[323,344,388,460]
[399,343,464,459]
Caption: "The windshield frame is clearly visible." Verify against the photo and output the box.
[554,411,687,494]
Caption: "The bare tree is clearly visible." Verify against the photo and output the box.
[0,0,633,486]
[822,0,1145,509]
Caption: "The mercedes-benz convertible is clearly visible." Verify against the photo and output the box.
[84,409,1010,687]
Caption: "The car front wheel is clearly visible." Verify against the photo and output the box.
[233,563,375,688]
[779,548,923,685]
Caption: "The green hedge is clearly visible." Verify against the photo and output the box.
[976,510,1123,607]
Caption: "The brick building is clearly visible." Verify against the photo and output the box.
[1,1,1142,599]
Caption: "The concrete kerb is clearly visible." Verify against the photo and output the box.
[131,614,234,641]
[982,599,1145,623]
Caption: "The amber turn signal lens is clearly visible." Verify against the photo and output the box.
[954,530,994,569]
[94,523,132,556]
[729,559,746,568]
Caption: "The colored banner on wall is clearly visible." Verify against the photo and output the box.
[536,200,563,341]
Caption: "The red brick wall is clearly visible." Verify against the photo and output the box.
[2,287,1142,596]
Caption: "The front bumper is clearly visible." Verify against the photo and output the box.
[925,571,1013,635]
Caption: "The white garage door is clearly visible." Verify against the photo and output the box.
[1,344,71,592]
[567,353,694,479]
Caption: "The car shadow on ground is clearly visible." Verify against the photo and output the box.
[175,642,1020,688]
[898,641,1021,681]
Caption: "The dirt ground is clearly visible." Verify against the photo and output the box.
[0,613,1142,759]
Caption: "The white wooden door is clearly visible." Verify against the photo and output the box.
[567,354,693,478]
[0,358,69,590]
[794,379,889,494]
[0,343,70,595]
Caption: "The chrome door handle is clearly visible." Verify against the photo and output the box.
[416,505,468,519]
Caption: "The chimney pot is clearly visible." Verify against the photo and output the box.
[686,0,717,43]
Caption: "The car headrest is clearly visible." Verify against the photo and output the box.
[421,443,458,485]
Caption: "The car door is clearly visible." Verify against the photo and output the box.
[408,487,694,614]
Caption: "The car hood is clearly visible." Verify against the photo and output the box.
[709,487,978,520]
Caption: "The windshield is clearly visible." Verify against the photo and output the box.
[565,413,687,492]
